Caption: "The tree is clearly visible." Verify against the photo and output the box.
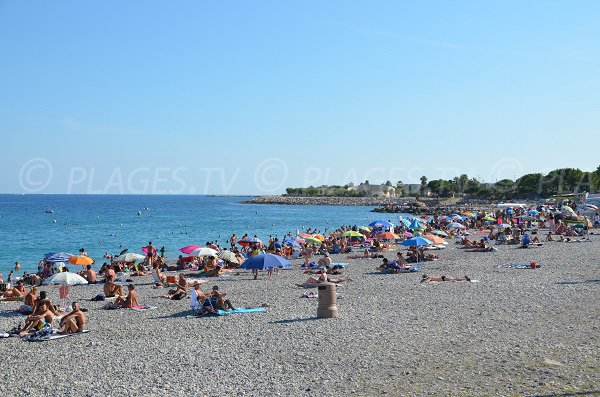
[515,173,543,198]
[495,179,515,199]
[420,176,428,196]
[395,180,404,196]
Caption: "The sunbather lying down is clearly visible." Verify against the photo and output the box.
[466,246,498,252]
[296,272,351,288]
[421,274,472,283]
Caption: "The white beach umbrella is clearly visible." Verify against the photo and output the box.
[117,253,146,262]
[43,272,89,286]
[218,250,240,264]
[189,247,218,257]
[446,222,466,230]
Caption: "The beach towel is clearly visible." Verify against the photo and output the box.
[129,305,157,312]
[187,307,266,318]
[24,329,90,342]
[497,264,540,269]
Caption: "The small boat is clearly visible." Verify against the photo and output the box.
[45,209,54,213]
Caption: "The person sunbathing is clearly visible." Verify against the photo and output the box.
[19,301,54,336]
[18,286,38,314]
[190,281,208,310]
[207,285,235,311]
[317,252,332,268]
[104,275,124,297]
[164,274,188,300]
[33,291,59,317]
[546,232,554,242]
[113,284,139,308]
[58,302,86,334]
[204,265,223,277]
[346,249,370,259]
[421,274,471,283]
[81,265,97,283]
[0,280,26,299]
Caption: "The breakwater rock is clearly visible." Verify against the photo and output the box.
[242,195,400,206]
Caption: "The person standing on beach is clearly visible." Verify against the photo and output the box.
[146,241,155,266]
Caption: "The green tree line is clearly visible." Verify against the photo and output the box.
[284,166,600,199]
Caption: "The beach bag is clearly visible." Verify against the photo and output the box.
[91,294,105,301]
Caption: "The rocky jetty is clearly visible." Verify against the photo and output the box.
[242,195,400,206]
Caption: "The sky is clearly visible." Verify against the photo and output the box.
[1,1,599,195]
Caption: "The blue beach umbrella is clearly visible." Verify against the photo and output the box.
[401,237,432,247]
[283,238,301,248]
[399,218,412,228]
[369,220,393,228]
[240,254,292,307]
[241,254,292,270]
[45,252,74,262]
[409,219,424,230]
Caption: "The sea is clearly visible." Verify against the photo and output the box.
[0,194,389,276]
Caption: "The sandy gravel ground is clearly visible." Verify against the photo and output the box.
[1,232,599,397]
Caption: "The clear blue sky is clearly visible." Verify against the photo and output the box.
[1,1,599,194]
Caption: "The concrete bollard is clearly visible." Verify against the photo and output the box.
[317,282,338,318]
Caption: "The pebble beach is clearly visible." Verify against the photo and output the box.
[1,233,599,397]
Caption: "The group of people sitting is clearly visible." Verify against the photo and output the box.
[190,282,235,313]
[15,289,86,336]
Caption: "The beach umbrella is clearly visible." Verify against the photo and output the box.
[43,272,88,286]
[45,252,74,262]
[497,224,512,229]
[297,233,313,239]
[283,238,301,248]
[423,234,446,245]
[369,220,393,228]
[430,230,448,237]
[118,249,129,256]
[342,230,363,237]
[409,219,424,230]
[238,237,263,247]
[241,254,292,307]
[528,209,540,215]
[401,237,432,247]
[67,256,94,266]
[378,232,399,239]
[359,226,371,232]
[446,222,466,230]
[141,246,156,255]
[189,247,219,257]
[403,231,413,238]
[218,250,240,264]
[304,237,323,245]
[483,216,496,221]
[241,254,292,270]
[117,253,146,262]
[179,245,201,254]
[313,234,325,241]
[461,211,475,217]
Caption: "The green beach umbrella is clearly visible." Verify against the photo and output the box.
[342,230,364,237]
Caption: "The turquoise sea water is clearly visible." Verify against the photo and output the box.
[0,195,386,276]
